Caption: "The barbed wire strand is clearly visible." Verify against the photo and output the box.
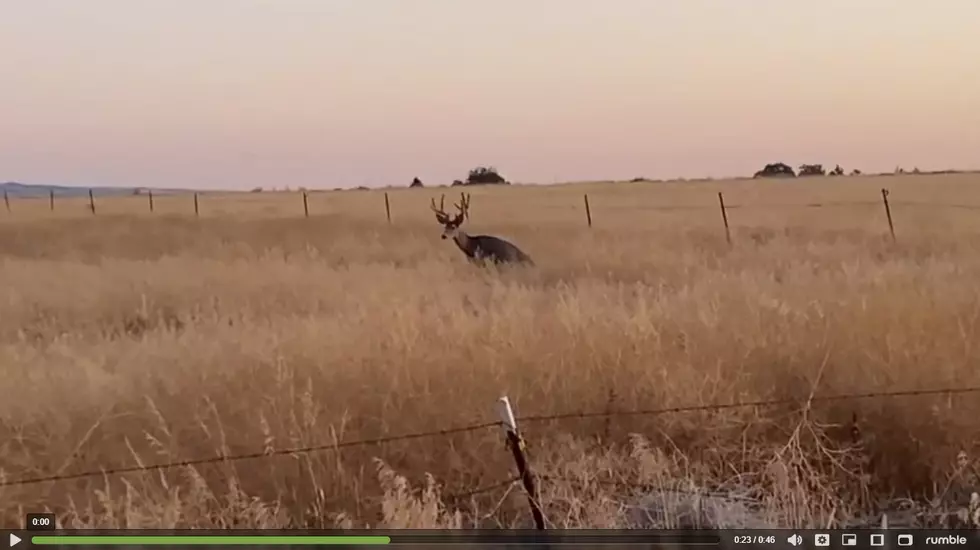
[444,476,522,502]
[573,200,980,212]
[0,420,501,488]
[891,200,980,210]
[725,201,881,209]
[536,473,754,502]
[4,386,978,489]
[517,386,980,425]
[605,201,883,212]
[15,191,980,212]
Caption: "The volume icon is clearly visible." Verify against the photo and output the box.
[787,534,803,547]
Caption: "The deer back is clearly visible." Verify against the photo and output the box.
[470,234,534,265]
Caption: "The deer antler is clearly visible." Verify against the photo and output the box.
[452,192,469,224]
[430,195,452,225]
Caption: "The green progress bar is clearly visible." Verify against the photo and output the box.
[32,536,390,546]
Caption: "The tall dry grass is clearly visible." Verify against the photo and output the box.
[3,174,980,529]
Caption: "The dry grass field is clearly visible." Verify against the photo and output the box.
[3,173,980,529]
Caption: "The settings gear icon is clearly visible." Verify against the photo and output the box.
[814,534,831,547]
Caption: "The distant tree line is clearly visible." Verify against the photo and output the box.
[406,162,948,189]
[751,162,961,179]
[754,162,862,178]
[408,166,510,189]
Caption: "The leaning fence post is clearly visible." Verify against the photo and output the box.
[88,189,96,214]
[303,190,309,218]
[717,192,731,245]
[880,188,895,242]
[148,190,154,213]
[194,192,200,217]
[583,194,592,228]
[4,190,9,212]
[49,190,54,211]
[384,192,391,224]
[497,396,546,530]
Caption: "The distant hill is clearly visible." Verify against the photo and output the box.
[0,182,192,198]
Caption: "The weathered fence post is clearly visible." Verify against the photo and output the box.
[303,190,309,218]
[148,190,154,213]
[4,190,9,212]
[384,192,391,224]
[880,188,895,242]
[583,194,592,228]
[497,396,546,530]
[717,192,731,245]
[88,189,96,214]
[194,192,200,217]
[49,190,54,211]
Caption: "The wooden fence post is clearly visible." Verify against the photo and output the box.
[194,193,200,217]
[583,194,592,228]
[384,192,391,224]
[49,190,54,211]
[497,396,546,530]
[303,190,309,218]
[88,189,96,214]
[4,190,9,212]
[880,188,895,242]
[148,190,154,213]
[717,192,731,245]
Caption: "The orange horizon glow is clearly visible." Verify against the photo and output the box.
[2,1,978,190]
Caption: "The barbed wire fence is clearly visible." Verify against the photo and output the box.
[5,186,980,243]
[4,386,980,528]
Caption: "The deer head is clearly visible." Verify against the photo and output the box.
[430,193,469,240]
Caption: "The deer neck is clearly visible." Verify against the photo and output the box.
[453,230,472,253]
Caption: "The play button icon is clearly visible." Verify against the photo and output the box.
[9,533,21,547]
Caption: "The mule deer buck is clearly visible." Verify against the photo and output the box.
[430,194,534,266]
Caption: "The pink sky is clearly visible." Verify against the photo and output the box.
[2,1,978,189]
